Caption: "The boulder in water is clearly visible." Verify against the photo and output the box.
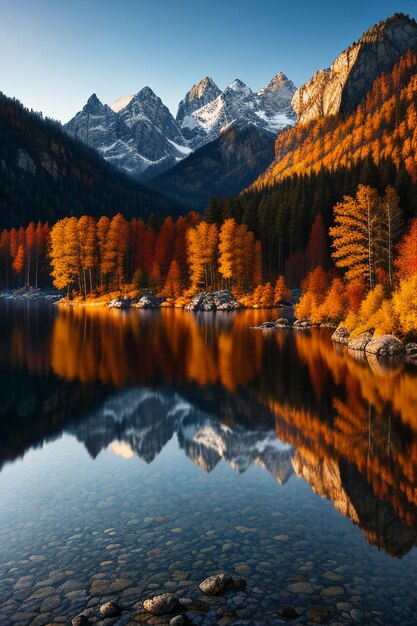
[199,573,230,595]
[365,334,404,358]
[143,593,178,615]
[132,291,164,309]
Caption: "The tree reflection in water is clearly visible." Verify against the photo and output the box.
[1,303,417,556]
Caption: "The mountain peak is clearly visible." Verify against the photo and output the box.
[84,93,105,114]
[226,79,252,94]
[258,72,296,96]
[136,86,160,101]
[176,76,221,125]
[358,12,417,44]
[188,76,220,100]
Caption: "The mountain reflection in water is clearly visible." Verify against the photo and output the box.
[1,303,417,557]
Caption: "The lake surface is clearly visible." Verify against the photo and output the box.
[0,303,417,626]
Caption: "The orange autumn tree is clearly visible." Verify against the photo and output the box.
[395,218,417,279]
[25,221,36,286]
[78,215,97,295]
[12,243,25,280]
[330,185,380,289]
[162,259,183,301]
[294,266,328,319]
[274,275,291,305]
[379,186,402,286]
[218,218,260,294]
[187,221,218,291]
[96,216,110,288]
[314,277,348,324]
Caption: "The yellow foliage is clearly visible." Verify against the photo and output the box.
[392,274,417,338]
[342,285,386,336]
[372,299,397,337]
[294,291,316,319]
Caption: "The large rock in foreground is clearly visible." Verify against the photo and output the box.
[365,334,404,358]
[185,290,242,312]
[143,593,178,615]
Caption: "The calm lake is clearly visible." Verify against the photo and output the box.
[0,303,417,626]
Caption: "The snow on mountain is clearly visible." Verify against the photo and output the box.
[110,94,134,112]
[176,76,221,139]
[180,73,297,148]
[65,88,190,178]
[64,72,297,179]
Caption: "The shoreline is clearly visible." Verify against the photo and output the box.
[1,287,415,368]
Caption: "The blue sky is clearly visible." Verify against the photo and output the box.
[0,0,416,122]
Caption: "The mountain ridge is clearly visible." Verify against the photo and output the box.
[64,71,296,180]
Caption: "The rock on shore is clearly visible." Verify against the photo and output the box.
[347,331,373,351]
[332,327,415,365]
[185,290,242,312]
[331,326,350,344]
[132,291,164,309]
[107,296,131,309]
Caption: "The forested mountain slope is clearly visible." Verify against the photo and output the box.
[0,92,179,228]
[148,123,276,209]
[252,47,417,190]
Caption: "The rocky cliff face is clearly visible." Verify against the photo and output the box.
[292,13,417,124]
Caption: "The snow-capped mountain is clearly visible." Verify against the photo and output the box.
[64,72,296,179]
[180,74,296,148]
[65,88,191,178]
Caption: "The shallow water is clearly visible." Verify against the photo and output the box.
[0,303,417,625]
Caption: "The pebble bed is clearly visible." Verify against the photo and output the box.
[1,434,417,626]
